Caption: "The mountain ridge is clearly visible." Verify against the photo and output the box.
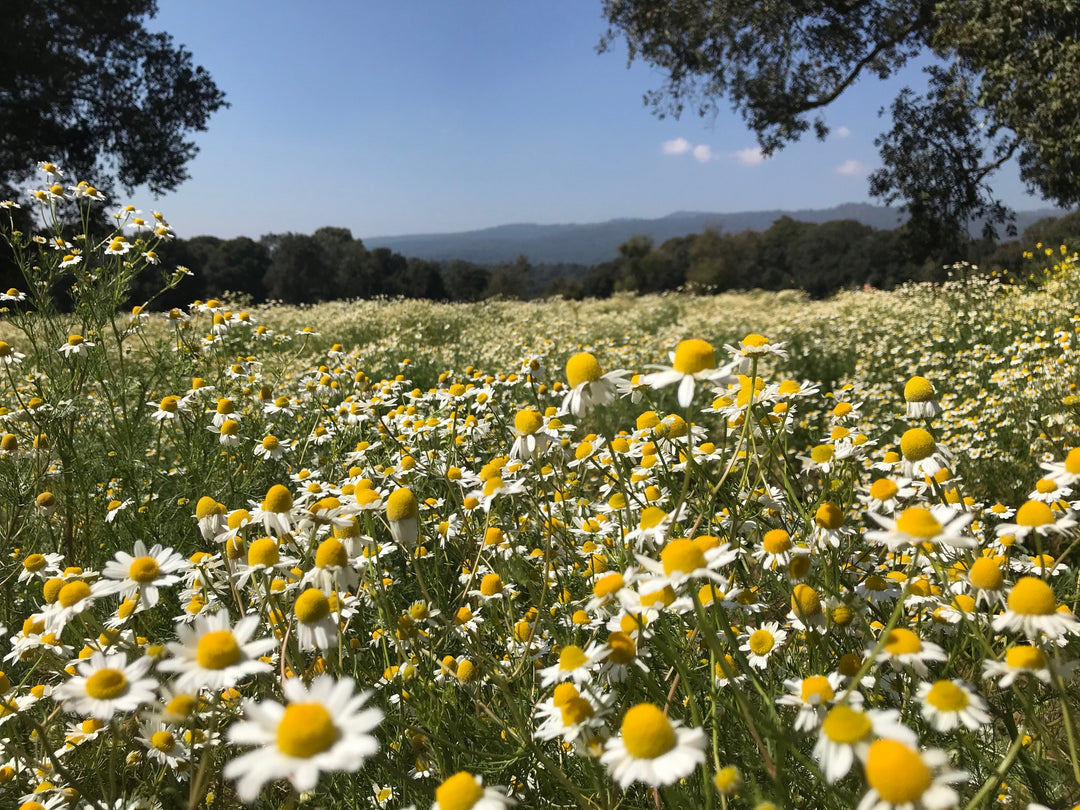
[363,203,1065,266]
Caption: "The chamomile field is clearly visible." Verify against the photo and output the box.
[1,168,1079,810]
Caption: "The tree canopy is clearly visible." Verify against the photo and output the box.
[0,0,227,198]
[599,0,1080,240]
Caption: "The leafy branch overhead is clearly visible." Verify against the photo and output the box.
[599,0,1080,239]
[0,0,227,198]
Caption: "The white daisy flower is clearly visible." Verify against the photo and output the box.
[537,644,598,688]
[58,334,94,358]
[54,651,157,721]
[994,500,1076,543]
[138,721,190,770]
[992,576,1080,640]
[855,739,966,810]
[916,679,991,732]
[94,540,188,609]
[636,535,739,596]
[775,673,849,732]
[17,551,64,583]
[813,704,917,783]
[159,613,275,692]
[902,376,942,419]
[865,505,976,551]
[43,579,100,634]
[0,341,27,366]
[291,588,340,651]
[224,676,382,802]
[253,434,291,461]
[871,628,947,678]
[1041,448,1080,488]
[724,332,788,373]
[533,683,610,747]
[640,338,736,409]
[739,621,788,669]
[601,702,706,788]
[898,428,952,479]
[981,644,1056,688]
[560,352,627,417]
[432,771,515,810]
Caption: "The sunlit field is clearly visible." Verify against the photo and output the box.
[1,167,1079,810]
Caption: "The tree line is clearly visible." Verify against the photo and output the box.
[115,209,1079,309]
[3,210,1077,312]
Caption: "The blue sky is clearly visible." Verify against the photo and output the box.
[133,0,1047,240]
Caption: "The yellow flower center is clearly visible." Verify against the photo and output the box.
[895,507,942,538]
[810,444,833,464]
[620,703,676,759]
[638,506,667,530]
[151,730,176,752]
[128,556,160,583]
[295,588,331,624]
[903,376,935,403]
[566,352,602,388]
[480,573,503,596]
[748,629,775,655]
[925,680,968,711]
[606,631,636,664]
[831,605,854,625]
[1035,477,1058,494]
[1065,448,1080,475]
[1015,500,1054,527]
[762,529,791,555]
[159,395,180,413]
[315,538,348,569]
[514,408,543,435]
[822,704,872,743]
[640,585,675,607]
[900,428,935,461]
[661,537,705,575]
[1006,576,1057,615]
[386,487,418,521]
[560,695,595,726]
[85,668,128,700]
[247,537,280,568]
[791,584,822,616]
[195,630,242,669]
[261,435,279,451]
[1005,645,1046,669]
[435,771,485,810]
[195,496,223,520]
[23,553,47,572]
[814,502,843,530]
[884,628,922,655]
[593,572,624,598]
[276,702,338,758]
[456,660,476,682]
[67,334,84,346]
[558,645,587,671]
[58,580,91,608]
[672,338,716,375]
[742,333,769,348]
[864,739,932,804]
[968,557,1003,590]
[263,484,293,513]
[800,675,834,704]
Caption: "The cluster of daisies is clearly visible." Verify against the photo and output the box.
[1,170,1079,808]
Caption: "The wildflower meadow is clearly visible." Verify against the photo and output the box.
[1,164,1079,810]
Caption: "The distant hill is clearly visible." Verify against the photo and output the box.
[363,204,1066,266]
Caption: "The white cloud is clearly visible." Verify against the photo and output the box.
[835,159,867,177]
[835,126,851,138]
[735,146,764,166]
[662,137,692,155]
[692,144,714,163]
